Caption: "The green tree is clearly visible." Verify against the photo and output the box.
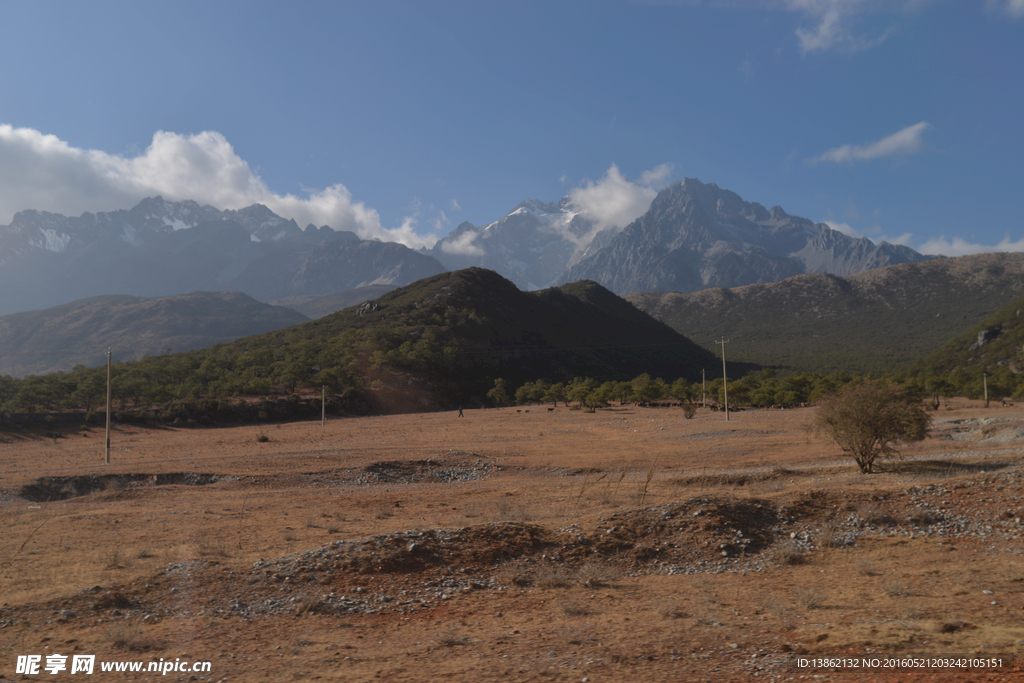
[487,378,511,406]
[543,382,567,406]
[813,380,931,474]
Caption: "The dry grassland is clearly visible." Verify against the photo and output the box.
[1,401,1023,681]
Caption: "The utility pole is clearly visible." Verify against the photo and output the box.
[105,349,112,464]
[716,338,730,422]
[702,369,706,408]
[322,385,326,428]
[984,373,989,408]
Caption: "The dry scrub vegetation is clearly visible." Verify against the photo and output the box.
[1,401,1023,681]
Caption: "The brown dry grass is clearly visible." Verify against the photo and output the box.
[1,401,1023,681]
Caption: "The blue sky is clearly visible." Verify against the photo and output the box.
[0,0,1021,255]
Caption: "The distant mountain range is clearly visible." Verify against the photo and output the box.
[0,178,949,348]
[558,179,931,294]
[0,291,308,377]
[628,252,1024,374]
[0,196,445,316]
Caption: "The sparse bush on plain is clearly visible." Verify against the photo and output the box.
[813,380,931,474]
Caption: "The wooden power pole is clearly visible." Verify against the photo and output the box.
[716,338,730,422]
[105,349,112,464]
[322,385,326,427]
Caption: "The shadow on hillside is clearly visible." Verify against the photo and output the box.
[877,459,1013,476]
[0,422,175,443]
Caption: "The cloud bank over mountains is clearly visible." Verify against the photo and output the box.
[0,125,672,254]
[0,125,432,249]
[0,124,1019,259]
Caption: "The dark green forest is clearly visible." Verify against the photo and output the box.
[3,269,1022,428]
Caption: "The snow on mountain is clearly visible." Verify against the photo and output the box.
[429,196,597,290]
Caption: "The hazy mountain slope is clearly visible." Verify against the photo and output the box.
[561,178,930,295]
[0,292,309,377]
[628,252,1024,374]
[268,285,398,319]
[0,197,446,315]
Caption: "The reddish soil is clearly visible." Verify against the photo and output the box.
[1,401,1022,681]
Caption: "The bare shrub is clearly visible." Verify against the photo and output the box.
[793,585,826,609]
[434,627,469,647]
[771,540,805,566]
[657,599,687,619]
[491,498,528,523]
[882,579,909,598]
[859,504,895,527]
[105,623,156,652]
[908,509,937,526]
[855,559,881,577]
[197,537,230,558]
[561,601,591,617]
[575,559,617,588]
[535,563,572,589]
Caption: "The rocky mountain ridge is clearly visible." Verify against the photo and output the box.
[559,178,930,295]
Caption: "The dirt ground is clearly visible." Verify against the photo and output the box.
[1,400,1022,682]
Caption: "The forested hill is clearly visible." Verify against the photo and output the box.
[0,268,725,417]
[628,252,1024,374]
[906,291,1024,401]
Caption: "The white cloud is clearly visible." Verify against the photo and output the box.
[824,220,911,246]
[919,235,1024,257]
[440,228,485,256]
[786,0,902,53]
[881,232,913,247]
[569,163,672,235]
[809,121,932,164]
[824,220,863,238]
[0,125,437,249]
[450,198,461,211]
[639,163,675,189]
[988,0,1024,18]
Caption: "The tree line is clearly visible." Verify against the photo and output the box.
[2,348,1018,424]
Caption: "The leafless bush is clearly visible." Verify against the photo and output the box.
[434,627,469,647]
[657,599,687,619]
[859,504,895,527]
[793,585,826,609]
[535,563,572,588]
[908,509,937,526]
[575,559,617,588]
[561,601,591,617]
[771,540,806,566]
[491,498,529,522]
[105,623,157,652]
